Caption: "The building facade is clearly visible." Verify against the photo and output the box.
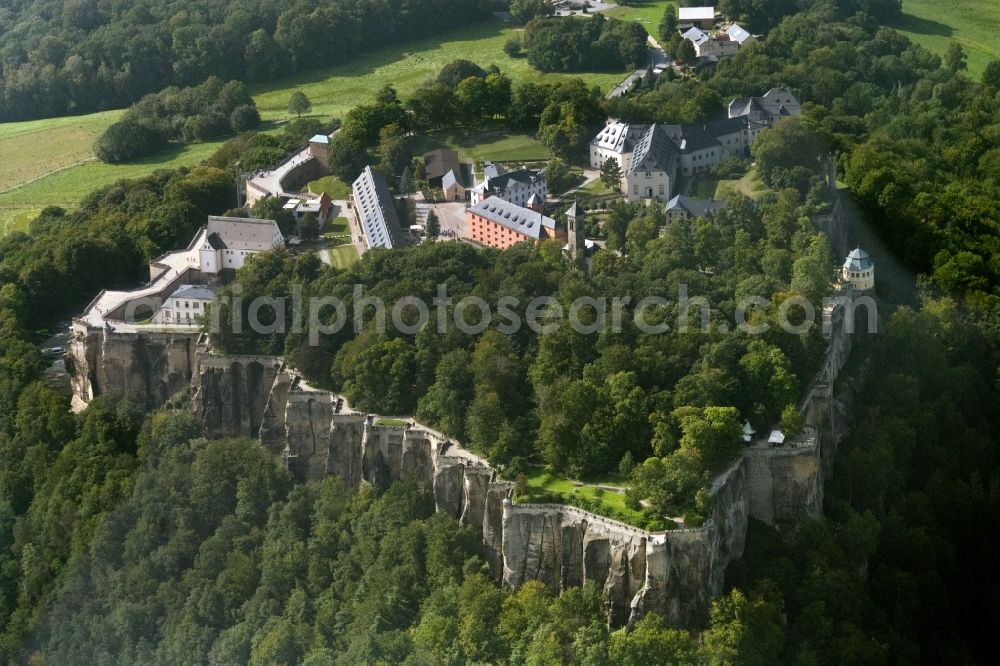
[842,248,874,291]
[193,216,285,274]
[352,166,404,250]
[466,197,561,250]
[154,284,218,325]
[470,168,547,207]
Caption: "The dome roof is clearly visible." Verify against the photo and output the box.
[843,247,872,271]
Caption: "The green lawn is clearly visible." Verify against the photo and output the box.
[891,0,1000,78]
[578,177,615,196]
[521,467,645,525]
[325,216,350,236]
[327,244,359,269]
[251,18,624,122]
[714,167,766,198]
[375,417,409,427]
[605,0,674,30]
[0,207,42,236]
[308,175,352,199]
[409,126,549,163]
[0,139,226,223]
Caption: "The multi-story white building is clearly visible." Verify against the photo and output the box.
[470,168,547,207]
[589,89,802,192]
[153,284,218,325]
[624,124,678,203]
[192,216,285,274]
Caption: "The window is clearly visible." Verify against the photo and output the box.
[633,184,639,194]
[659,184,665,196]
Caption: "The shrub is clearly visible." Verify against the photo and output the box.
[230,104,261,133]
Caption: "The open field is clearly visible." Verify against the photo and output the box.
[892,0,1000,77]
[408,126,548,163]
[605,0,673,28]
[251,19,624,122]
[0,17,626,236]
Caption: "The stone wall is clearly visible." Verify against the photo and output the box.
[66,285,864,628]
[67,326,200,410]
[503,458,747,627]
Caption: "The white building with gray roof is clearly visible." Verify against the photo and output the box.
[192,216,284,274]
[153,284,219,325]
[352,166,404,250]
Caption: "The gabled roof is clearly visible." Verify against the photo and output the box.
[683,27,711,45]
[205,216,283,251]
[205,232,227,250]
[843,248,873,271]
[442,169,461,190]
[169,284,218,301]
[591,121,649,154]
[469,198,556,239]
[666,195,725,218]
[730,88,802,120]
[627,124,677,175]
[727,23,753,44]
[678,6,715,21]
[483,164,500,180]
[352,166,404,249]
[424,148,461,181]
[482,168,544,195]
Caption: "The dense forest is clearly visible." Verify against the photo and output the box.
[0,0,998,663]
[521,14,649,73]
[0,0,498,121]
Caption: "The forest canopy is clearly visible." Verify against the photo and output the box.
[0,0,497,121]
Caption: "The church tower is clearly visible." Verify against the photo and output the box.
[566,201,585,259]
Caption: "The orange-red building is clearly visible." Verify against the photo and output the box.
[467,197,563,249]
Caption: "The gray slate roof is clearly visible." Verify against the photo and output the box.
[469,198,556,239]
[169,284,218,301]
[627,124,677,175]
[482,168,544,195]
[205,216,283,251]
[424,149,461,181]
[353,166,404,249]
[441,169,460,190]
[843,248,873,271]
[666,195,726,218]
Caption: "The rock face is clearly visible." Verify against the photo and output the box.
[66,288,865,628]
[191,354,285,439]
[502,460,747,627]
[67,325,200,410]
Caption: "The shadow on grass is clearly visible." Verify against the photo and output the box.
[891,13,955,37]
[247,20,515,94]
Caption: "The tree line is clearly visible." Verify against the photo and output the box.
[94,77,261,163]
[0,0,499,122]
[521,14,650,73]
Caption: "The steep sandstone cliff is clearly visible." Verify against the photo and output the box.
[67,325,200,410]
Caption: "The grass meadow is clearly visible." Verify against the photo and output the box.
[0,17,625,236]
[891,0,1000,77]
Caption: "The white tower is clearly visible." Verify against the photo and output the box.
[842,248,874,291]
